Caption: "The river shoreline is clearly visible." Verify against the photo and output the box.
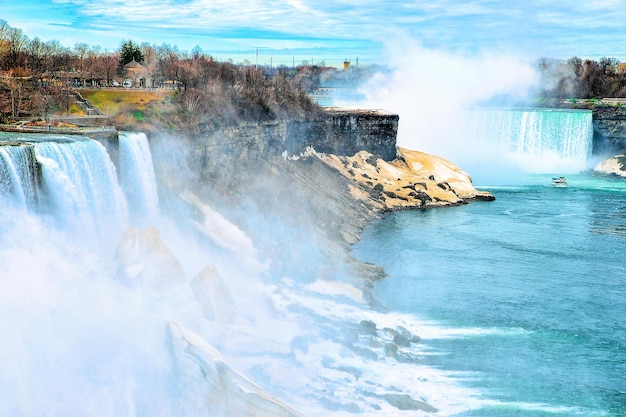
[0,118,495,296]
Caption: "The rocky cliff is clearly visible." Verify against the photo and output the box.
[150,108,493,291]
[285,109,399,161]
[593,150,626,177]
[592,106,626,154]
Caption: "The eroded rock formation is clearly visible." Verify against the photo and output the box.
[315,146,494,212]
[594,150,626,177]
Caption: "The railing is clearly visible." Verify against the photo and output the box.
[561,98,626,106]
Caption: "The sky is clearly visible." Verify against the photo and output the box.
[3,0,626,68]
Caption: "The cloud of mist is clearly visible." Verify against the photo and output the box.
[339,38,544,183]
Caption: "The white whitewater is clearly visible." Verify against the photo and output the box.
[466,108,593,172]
[401,107,595,184]
[119,131,160,226]
[0,145,38,209]
[0,131,489,416]
[0,133,319,416]
[35,137,128,249]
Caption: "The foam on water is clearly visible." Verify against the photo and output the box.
[0,145,38,209]
[356,175,626,417]
[2,132,498,416]
[35,137,128,250]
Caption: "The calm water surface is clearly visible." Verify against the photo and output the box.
[355,173,626,416]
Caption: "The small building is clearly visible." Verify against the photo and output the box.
[618,62,626,74]
[123,59,149,87]
[343,60,351,70]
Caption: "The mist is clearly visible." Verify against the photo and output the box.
[0,128,496,416]
[333,39,598,184]
[0,41,596,416]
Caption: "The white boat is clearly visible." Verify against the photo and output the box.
[552,176,568,187]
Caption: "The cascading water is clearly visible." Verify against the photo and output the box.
[34,137,128,250]
[0,144,38,209]
[0,129,532,416]
[466,108,593,174]
[404,107,595,184]
[119,131,160,226]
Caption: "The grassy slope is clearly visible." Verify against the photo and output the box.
[80,89,177,130]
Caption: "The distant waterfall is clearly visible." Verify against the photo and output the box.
[0,144,38,209]
[465,108,593,175]
[35,137,128,245]
[469,108,593,159]
[118,131,160,225]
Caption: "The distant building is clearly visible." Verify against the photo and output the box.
[343,60,351,70]
[123,59,149,87]
[618,63,626,74]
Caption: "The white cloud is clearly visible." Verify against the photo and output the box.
[11,0,626,60]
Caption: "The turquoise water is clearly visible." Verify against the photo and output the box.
[355,174,626,416]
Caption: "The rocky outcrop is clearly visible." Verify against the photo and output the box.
[592,106,626,154]
[168,108,398,190]
[590,106,626,177]
[315,146,494,212]
[593,150,626,177]
[150,113,493,295]
[286,109,398,161]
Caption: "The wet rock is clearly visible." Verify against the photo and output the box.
[593,150,626,177]
[384,342,398,358]
[190,265,236,323]
[382,326,417,348]
[384,393,438,412]
[359,320,377,335]
[351,345,378,361]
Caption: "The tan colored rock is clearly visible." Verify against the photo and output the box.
[190,265,237,323]
[594,152,626,177]
[115,226,186,299]
[169,321,307,417]
[316,147,494,211]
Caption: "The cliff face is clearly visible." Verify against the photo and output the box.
[592,107,626,154]
[160,109,399,190]
[285,109,399,161]
[593,150,626,177]
[150,108,492,291]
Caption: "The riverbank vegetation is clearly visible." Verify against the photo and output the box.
[4,17,626,127]
[0,20,323,130]
[537,57,626,100]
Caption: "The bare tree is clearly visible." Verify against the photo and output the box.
[4,27,28,70]
[182,88,205,124]
[4,73,24,119]
[74,42,89,86]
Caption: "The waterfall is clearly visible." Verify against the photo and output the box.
[465,108,593,176]
[0,132,160,245]
[35,137,128,249]
[470,108,592,159]
[0,144,38,209]
[118,131,160,226]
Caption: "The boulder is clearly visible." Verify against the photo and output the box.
[593,150,626,177]
[115,227,186,297]
[190,265,237,323]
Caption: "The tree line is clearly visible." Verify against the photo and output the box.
[0,20,321,126]
[537,56,626,99]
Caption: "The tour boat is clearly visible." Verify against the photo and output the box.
[552,176,568,187]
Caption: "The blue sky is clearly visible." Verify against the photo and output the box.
[3,0,626,67]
